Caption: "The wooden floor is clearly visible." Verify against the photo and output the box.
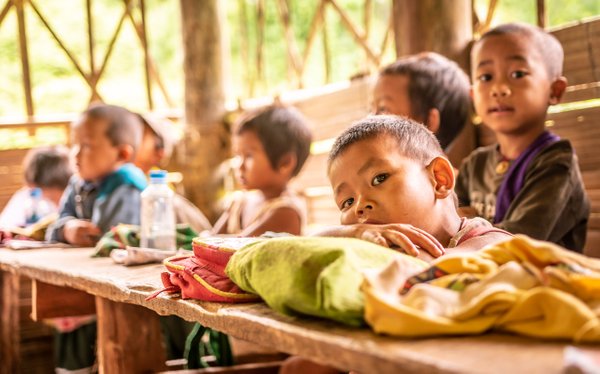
[1,246,598,373]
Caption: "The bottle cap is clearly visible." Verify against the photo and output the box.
[149,169,168,183]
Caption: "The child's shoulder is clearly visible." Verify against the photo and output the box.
[525,138,578,176]
[99,164,147,198]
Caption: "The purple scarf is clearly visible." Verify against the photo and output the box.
[494,131,560,223]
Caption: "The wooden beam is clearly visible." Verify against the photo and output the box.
[299,0,325,78]
[327,0,380,66]
[86,0,95,76]
[28,0,90,84]
[322,8,331,83]
[0,0,13,29]
[482,0,499,32]
[15,0,33,118]
[537,0,547,29]
[31,280,95,320]
[0,271,20,374]
[256,0,265,83]
[124,0,174,107]
[139,0,153,110]
[96,297,166,373]
[238,0,253,98]
[96,8,127,84]
[276,0,303,88]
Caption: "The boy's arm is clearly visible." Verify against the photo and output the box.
[93,184,142,234]
[498,144,583,243]
[312,223,445,258]
[241,206,302,236]
[45,180,79,242]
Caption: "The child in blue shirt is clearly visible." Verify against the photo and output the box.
[47,104,147,246]
[45,104,146,371]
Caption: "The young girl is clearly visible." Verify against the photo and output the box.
[212,105,313,236]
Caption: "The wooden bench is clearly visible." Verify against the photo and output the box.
[1,246,598,373]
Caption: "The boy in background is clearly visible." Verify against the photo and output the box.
[211,105,312,236]
[45,104,146,372]
[46,104,147,247]
[455,23,589,252]
[282,115,512,374]
[373,52,471,154]
[0,145,73,228]
[134,112,211,232]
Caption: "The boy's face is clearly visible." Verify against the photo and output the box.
[471,33,556,135]
[233,130,284,191]
[134,126,163,175]
[328,135,436,230]
[71,117,121,182]
[372,74,414,118]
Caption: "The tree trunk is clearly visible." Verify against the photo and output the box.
[392,0,475,166]
[177,0,229,221]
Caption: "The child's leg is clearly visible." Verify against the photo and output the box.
[54,321,97,372]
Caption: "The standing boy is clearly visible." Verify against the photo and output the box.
[455,23,590,252]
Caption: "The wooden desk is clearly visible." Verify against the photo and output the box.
[0,247,596,373]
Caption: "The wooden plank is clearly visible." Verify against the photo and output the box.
[1,271,20,374]
[96,296,167,373]
[0,247,593,373]
[31,280,96,320]
[174,361,283,374]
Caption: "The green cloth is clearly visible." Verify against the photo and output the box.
[93,223,197,257]
[226,236,423,326]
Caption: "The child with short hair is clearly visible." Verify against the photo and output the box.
[281,114,512,374]
[0,145,73,228]
[455,23,590,252]
[46,104,147,247]
[212,105,312,236]
[134,112,212,232]
[323,115,511,261]
[373,52,471,152]
[44,104,147,372]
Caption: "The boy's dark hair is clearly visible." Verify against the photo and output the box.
[76,104,142,154]
[475,23,564,79]
[380,52,470,150]
[328,115,445,168]
[23,146,73,189]
[236,106,312,177]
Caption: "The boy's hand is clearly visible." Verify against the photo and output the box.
[63,220,102,247]
[353,223,445,258]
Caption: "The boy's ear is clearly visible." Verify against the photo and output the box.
[426,108,440,134]
[117,144,135,163]
[427,156,455,199]
[277,152,297,177]
[549,76,568,105]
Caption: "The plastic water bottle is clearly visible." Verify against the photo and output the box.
[25,188,49,226]
[140,170,176,250]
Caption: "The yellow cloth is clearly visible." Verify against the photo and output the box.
[363,235,600,342]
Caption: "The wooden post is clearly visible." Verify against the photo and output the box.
[15,0,33,118]
[536,0,547,29]
[178,0,228,221]
[96,297,166,373]
[0,271,20,374]
[392,0,475,166]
